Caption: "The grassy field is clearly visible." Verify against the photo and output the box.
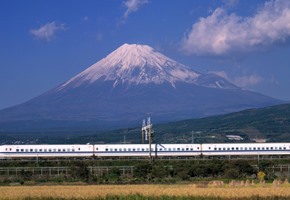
[1,183,290,200]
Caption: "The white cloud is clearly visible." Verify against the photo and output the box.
[123,0,148,20]
[83,16,89,21]
[223,0,239,8]
[233,75,263,87]
[211,71,262,87]
[182,0,290,55]
[30,22,66,41]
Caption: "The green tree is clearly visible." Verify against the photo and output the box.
[134,163,152,181]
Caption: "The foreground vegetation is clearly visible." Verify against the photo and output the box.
[0,158,289,199]
[1,184,290,200]
[1,159,283,185]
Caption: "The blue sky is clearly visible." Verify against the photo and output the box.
[1,0,290,110]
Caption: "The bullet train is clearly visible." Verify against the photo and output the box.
[1,143,290,158]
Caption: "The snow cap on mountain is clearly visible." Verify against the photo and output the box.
[60,43,200,89]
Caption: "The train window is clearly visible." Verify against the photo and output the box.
[168,148,171,151]
[123,148,127,151]
[159,148,162,151]
[240,147,243,150]
[271,147,273,150]
[209,147,211,150]
[96,148,98,151]
[21,149,24,152]
[9,148,12,151]
[114,149,117,151]
[78,148,81,151]
[173,148,176,151]
[119,148,122,151]
[182,148,185,151]
[249,147,252,150]
[105,148,108,151]
[39,149,42,152]
[190,148,193,151]
[218,148,221,150]
[57,149,61,152]
[177,148,180,151]
[236,147,239,150]
[72,149,75,152]
[44,149,47,152]
[253,147,256,150]
[275,147,278,150]
[63,149,66,152]
[133,149,136,151]
[258,148,260,150]
[141,148,144,151]
[186,148,189,151]
[67,149,70,152]
[16,149,19,152]
[128,148,131,151]
[227,148,230,150]
[231,147,234,150]
[279,147,282,150]
[146,148,149,151]
[284,147,286,150]
[262,147,265,150]
[223,148,226,150]
[53,149,56,152]
[25,149,28,152]
[245,147,247,150]
[266,147,269,150]
[35,149,38,152]
[214,148,217,150]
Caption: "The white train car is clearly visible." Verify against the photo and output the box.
[152,144,201,157]
[0,144,94,158]
[95,144,201,157]
[1,143,290,159]
[202,143,290,156]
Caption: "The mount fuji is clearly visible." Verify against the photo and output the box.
[0,43,282,131]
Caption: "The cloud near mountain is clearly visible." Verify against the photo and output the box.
[182,0,290,55]
[30,21,66,41]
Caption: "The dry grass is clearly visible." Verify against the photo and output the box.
[1,183,290,199]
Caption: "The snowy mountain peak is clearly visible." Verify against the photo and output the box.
[97,43,177,69]
[59,43,237,90]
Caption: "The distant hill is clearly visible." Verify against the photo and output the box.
[73,103,290,144]
[151,103,290,143]
[1,103,289,144]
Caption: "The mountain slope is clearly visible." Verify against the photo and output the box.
[151,103,290,143]
[0,43,283,131]
[1,103,289,144]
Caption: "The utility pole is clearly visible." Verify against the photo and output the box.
[192,131,194,144]
[191,131,202,144]
[141,117,154,163]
